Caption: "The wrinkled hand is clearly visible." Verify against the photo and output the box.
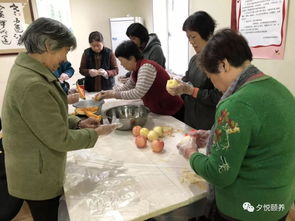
[94,90,115,101]
[79,118,101,129]
[89,69,99,77]
[176,136,198,159]
[67,93,79,104]
[95,124,117,136]
[189,129,210,148]
[59,73,70,82]
[167,80,193,96]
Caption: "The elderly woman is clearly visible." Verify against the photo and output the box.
[178,29,295,221]
[94,40,183,118]
[1,18,116,221]
[167,11,222,130]
[79,31,118,92]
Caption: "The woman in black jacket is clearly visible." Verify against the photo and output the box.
[167,11,222,130]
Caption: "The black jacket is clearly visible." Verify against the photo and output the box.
[182,55,222,130]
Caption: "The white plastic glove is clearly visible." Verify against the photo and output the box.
[59,73,70,82]
[95,124,118,136]
[78,118,100,129]
[98,68,108,79]
[67,93,79,104]
[189,129,210,148]
[93,90,116,101]
[89,69,99,77]
[176,135,198,159]
[167,79,194,96]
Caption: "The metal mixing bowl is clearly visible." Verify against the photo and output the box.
[105,104,150,130]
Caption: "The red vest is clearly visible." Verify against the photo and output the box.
[132,59,183,115]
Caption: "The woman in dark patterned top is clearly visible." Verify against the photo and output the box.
[79,31,118,92]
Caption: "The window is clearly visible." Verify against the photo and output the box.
[35,0,72,29]
[153,0,189,76]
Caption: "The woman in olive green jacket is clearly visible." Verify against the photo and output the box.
[1,17,116,221]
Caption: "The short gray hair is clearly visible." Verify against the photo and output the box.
[19,17,77,53]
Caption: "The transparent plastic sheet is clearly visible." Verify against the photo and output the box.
[61,150,140,221]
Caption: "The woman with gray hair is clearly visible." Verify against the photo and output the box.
[1,17,116,221]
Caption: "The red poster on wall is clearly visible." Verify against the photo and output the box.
[231,0,288,59]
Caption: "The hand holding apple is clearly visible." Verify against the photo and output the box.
[166,79,179,96]
[166,79,179,89]
[166,79,194,96]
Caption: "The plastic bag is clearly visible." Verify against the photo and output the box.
[176,135,198,158]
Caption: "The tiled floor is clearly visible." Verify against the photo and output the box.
[11,202,33,221]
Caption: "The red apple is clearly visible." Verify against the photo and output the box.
[151,139,164,153]
[132,125,142,137]
[135,135,147,148]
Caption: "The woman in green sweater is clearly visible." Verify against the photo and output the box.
[178,29,295,221]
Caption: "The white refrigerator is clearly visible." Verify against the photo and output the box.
[109,17,144,76]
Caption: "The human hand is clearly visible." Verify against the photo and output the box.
[67,93,79,104]
[118,76,129,84]
[166,79,193,96]
[98,68,108,78]
[95,124,117,136]
[189,129,210,148]
[59,73,70,82]
[89,69,99,77]
[68,88,78,95]
[79,118,101,129]
[93,90,115,101]
[176,135,198,159]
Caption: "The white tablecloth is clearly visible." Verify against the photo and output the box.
[64,98,207,221]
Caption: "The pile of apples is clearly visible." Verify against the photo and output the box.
[132,125,165,153]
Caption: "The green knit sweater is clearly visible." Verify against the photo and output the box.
[190,76,295,221]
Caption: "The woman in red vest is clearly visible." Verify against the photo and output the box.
[94,40,183,118]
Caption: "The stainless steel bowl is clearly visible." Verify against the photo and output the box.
[105,105,150,131]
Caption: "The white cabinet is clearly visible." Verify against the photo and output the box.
[109,17,144,76]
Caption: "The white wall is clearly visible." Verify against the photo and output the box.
[189,0,295,95]
[0,0,153,112]
[67,0,153,84]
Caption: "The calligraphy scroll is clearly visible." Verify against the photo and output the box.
[0,0,33,55]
